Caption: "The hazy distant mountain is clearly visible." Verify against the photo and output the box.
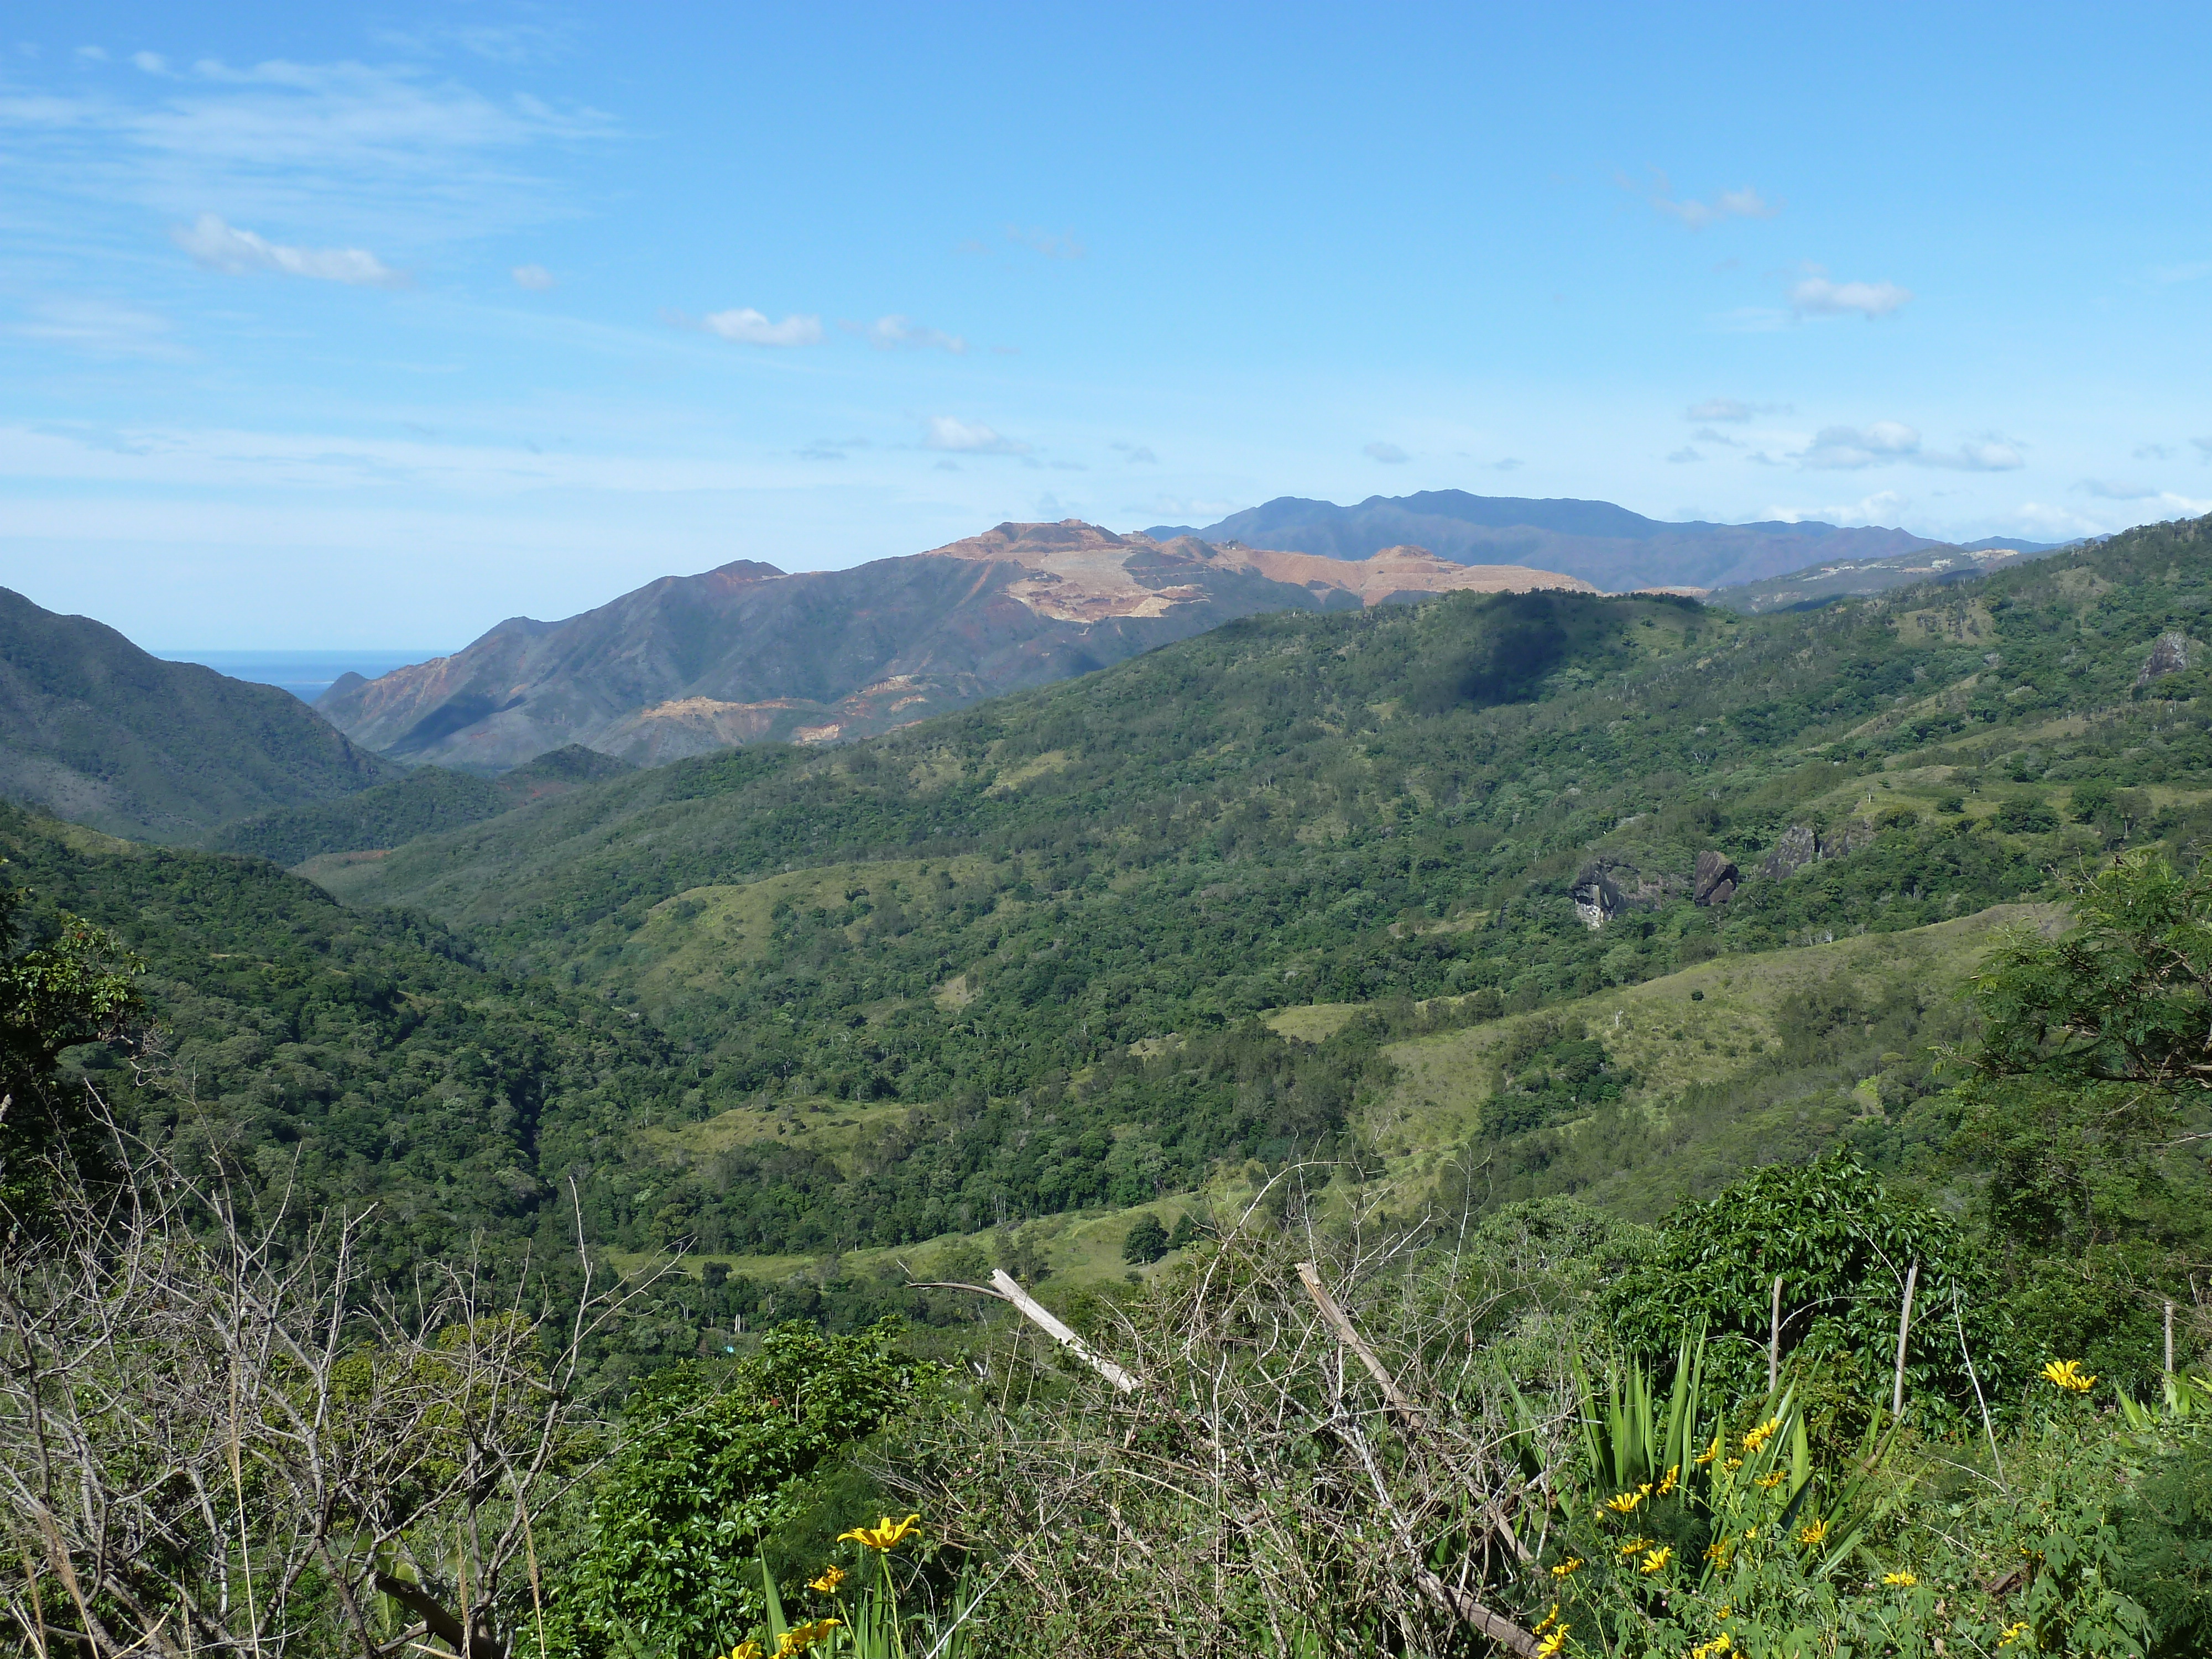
[316,521,1591,771]
[1704,536,2078,613]
[0,587,397,841]
[1146,491,1964,591]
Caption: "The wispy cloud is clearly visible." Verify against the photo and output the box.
[693,307,822,347]
[1112,442,1158,465]
[1647,171,1780,229]
[2135,442,2176,461]
[1666,446,1702,463]
[510,263,554,291]
[1764,490,1907,526]
[1364,440,1408,463]
[131,51,171,76]
[11,296,187,358]
[924,416,1027,455]
[1790,273,1912,319]
[2074,478,2160,500]
[1008,225,1085,259]
[1920,438,2024,472]
[1693,427,1744,448]
[2150,260,2212,285]
[0,56,615,247]
[1796,421,2022,472]
[1684,397,1792,422]
[2195,437,2212,462]
[170,212,405,285]
[859,314,966,353]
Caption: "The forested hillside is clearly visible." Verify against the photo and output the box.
[260,513,2212,1261]
[0,586,397,840]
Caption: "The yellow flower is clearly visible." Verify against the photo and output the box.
[1655,1464,1680,1498]
[1694,1434,1721,1467]
[1691,1635,1734,1659]
[837,1514,923,1551]
[771,1620,841,1658]
[807,1565,846,1594]
[1797,1516,1829,1546]
[1997,1620,2030,1648]
[1724,1458,1743,1473]
[2041,1359,2095,1394]
[1741,1417,1780,1453]
[1639,1546,1673,1574]
[729,1646,763,1659]
[1717,1605,1733,1620]
[1703,1539,1735,1568]
[1550,1557,1584,1579]
[1535,1605,1561,1634]
[1536,1626,1568,1658]
[1756,1469,1788,1490]
[1604,1488,1646,1515]
[1882,1571,1917,1588]
[1618,1536,1652,1557]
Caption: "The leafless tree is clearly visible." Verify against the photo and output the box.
[0,1095,663,1658]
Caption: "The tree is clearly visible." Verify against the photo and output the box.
[1121,1214,1168,1265]
[553,1322,933,1656]
[1598,1155,2005,1420]
[1953,849,2212,1386]
[0,870,141,1209]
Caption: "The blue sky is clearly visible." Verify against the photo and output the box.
[4,3,2211,648]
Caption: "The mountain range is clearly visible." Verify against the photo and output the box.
[1147,491,2069,592]
[313,519,1590,773]
[0,586,397,841]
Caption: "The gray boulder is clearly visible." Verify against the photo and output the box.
[2137,631,2193,690]
[1693,850,1740,906]
[1758,825,1821,882]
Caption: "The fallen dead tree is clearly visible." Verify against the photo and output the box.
[897,1170,1576,1657]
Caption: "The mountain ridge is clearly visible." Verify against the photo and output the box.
[1145,490,2067,591]
[314,520,1589,772]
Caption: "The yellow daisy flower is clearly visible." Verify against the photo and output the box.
[837,1514,923,1551]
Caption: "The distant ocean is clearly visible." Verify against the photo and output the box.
[155,650,448,704]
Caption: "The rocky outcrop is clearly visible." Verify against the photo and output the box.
[1758,825,1821,883]
[1693,850,1740,906]
[1756,821,1876,884]
[1570,857,1686,928]
[2137,632,2193,690]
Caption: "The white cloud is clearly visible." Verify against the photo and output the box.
[1920,438,2025,472]
[1790,275,1912,319]
[2194,437,2212,462]
[1650,173,1780,229]
[1364,440,1408,463]
[864,315,966,353]
[2074,478,2159,500]
[74,45,107,62]
[1686,398,1752,422]
[511,263,554,291]
[131,51,170,75]
[924,416,1027,456]
[1764,490,1908,526]
[698,307,821,347]
[1799,421,1921,469]
[1007,226,1085,259]
[1666,446,1702,464]
[11,296,186,359]
[1796,421,2022,472]
[2135,443,2176,461]
[170,212,405,285]
[1112,442,1159,465]
[1490,457,1522,472]
[1692,427,1744,447]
